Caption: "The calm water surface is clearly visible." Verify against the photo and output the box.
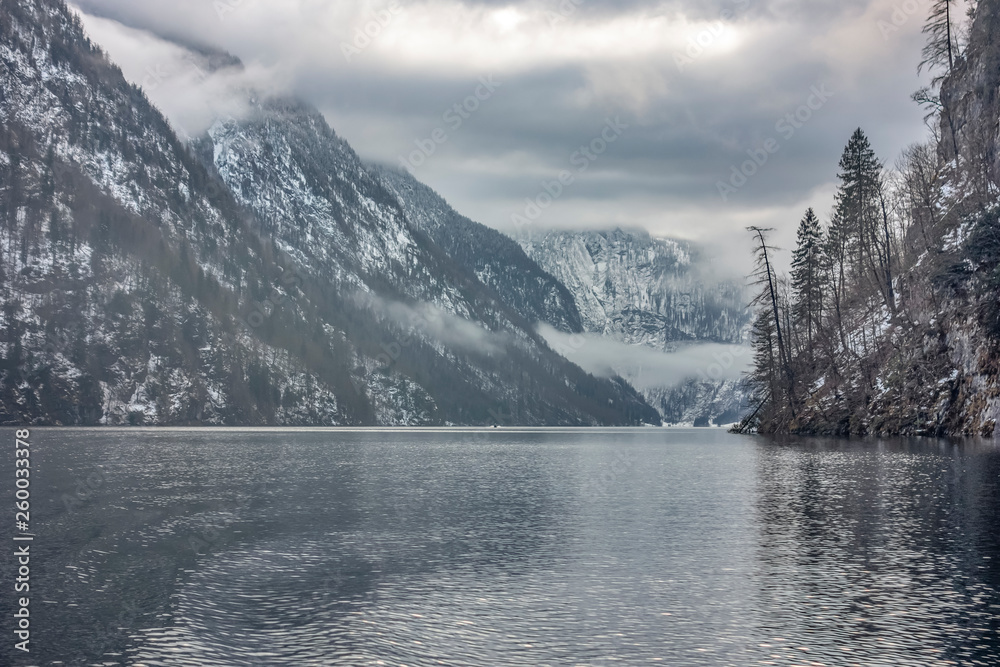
[1,427,998,666]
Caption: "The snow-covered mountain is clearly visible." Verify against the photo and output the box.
[363,171,755,424]
[520,228,748,348]
[519,228,753,424]
[369,164,584,333]
[0,0,660,426]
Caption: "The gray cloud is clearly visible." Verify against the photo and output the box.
[73,10,283,138]
[71,0,950,273]
[537,324,752,389]
[357,293,510,356]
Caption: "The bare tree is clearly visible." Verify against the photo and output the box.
[747,226,796,418]
[920,0,959,77]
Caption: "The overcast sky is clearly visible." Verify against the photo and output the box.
[71,0,947,272]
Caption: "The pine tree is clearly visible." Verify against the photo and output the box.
[830,129,895,313]
[741,309,779,432]
[833,129,880,275]
[790,208,824,359]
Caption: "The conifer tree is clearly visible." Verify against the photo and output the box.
[829,129,895,314]
[790,208,824,358]
[832,129,880,275]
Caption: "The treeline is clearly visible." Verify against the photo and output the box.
[738,0,1000,435]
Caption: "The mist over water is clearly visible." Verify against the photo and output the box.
[2,428,998,665]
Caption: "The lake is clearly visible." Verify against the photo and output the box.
[2,427,999,665]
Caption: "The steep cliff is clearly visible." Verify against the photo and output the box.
[519,228,752,424]
[520,229,749,348]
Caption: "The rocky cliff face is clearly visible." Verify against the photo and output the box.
[520,229,749,348]
[744,0,1000,437]
[777,222,1000,438]
[0,0,660,426]
[940,0,1000,186]
[849,0,1000,437]
[519,228,752,424]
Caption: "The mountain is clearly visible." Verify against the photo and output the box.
[368,164,584,333]
[518,228,752,424]
[356,175,753,424]
[0,0,659,426]
[364,166,754,425]
[519,228,749,348]
[739,0,1000,437]
[641,379,748,426]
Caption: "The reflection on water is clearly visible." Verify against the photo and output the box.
[752,438,1000,666]
[1,428,997,665]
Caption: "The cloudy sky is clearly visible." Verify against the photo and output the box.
[71,0,949,272]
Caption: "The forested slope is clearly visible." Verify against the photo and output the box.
[740,0,1000,437]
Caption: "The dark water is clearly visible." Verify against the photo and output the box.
[2,427,999,666]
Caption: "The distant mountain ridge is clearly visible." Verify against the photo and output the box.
[361,171,755,425]
[519,228,750,349]
[518,228,752,424]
